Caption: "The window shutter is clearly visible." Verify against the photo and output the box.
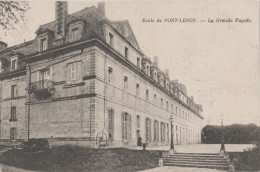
[122,113,124,141]
[129,114,131,141]
[111,110,114,141]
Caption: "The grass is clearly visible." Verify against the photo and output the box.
[0,145,162,172]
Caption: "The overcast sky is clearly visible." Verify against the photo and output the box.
[1,0,259,126]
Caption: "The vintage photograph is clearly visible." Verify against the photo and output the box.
[0,0,259,171]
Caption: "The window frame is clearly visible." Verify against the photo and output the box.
[10,106,16,120]
[124,47,128,58]
[136,83,139,96]
[40,38,47,51]
[71,27,79,42]
[10,127,16,141]
[11,84,17,98]
[124,76,128,90]
[109,32,114,47]
[108,108,114,142]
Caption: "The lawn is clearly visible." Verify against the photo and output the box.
[0,145,162,172]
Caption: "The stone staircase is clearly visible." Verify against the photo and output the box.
[163,153,230,171]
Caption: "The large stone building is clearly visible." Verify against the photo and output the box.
[0,2,203,147]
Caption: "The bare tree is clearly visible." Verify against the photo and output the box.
[0,1,30,31]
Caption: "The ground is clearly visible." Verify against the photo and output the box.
[0,144,254,172]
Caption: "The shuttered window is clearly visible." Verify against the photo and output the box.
[122,113,131,141]
[108,108,114,141]
[145,118,151,142]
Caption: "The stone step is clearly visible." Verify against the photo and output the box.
[163,159,228,165]
[175,153,220,156]
[167,154,225,158]
[163,158,228,163]
[165,156,226,161]
[163,162,229,170]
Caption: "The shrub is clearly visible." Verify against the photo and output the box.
[21,138,49,152]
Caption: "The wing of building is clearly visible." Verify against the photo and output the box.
[0,2,203,147]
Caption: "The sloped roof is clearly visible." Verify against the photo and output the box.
[110,20,141,51]
[37,6,108,42]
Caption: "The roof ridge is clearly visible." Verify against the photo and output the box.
[0,40,34,54]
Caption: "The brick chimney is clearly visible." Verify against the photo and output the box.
[153,56,158,68]
[55,1,68,39]
[0,41,7,51]
[97,2,105,15]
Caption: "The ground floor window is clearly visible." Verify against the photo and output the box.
[154,120,159,142]
[160,122,166,142]
[167,123,169,142]
[108,108,114,141]
[10,128,16,141]
[145,118,151,142]
[122,113,131,141]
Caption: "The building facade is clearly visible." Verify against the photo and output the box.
[0,2,203,148]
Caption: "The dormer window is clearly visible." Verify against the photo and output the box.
[71,28,79,41]
[109,33,114,47]
[10,57,18,70]
[40,38,47,51]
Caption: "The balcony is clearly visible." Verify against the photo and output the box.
[30,80,55,99]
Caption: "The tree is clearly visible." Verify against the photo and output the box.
[0,1,30,31]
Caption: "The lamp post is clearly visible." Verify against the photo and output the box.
[219,114,226,156]
[169,115,174,154]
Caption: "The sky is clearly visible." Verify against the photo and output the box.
[0,0,259,126]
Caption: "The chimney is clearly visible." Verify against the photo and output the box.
[97,2,105,15]
[153,56,158,68]
[55,1,68,38]
[0,41,7,51]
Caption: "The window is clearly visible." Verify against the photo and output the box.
[136,83,139,96]
[146,66,150,76]
[161,98,163,107]
[137,57,140,69]
[161,122,166,142]
[11,85,17,98]
[71,62,80,81]
[145,118,151,141]
[154,94,157,104]
[171,104,173,112]
[146,89,149,101]
[10,106,16,120]
[11,59,17,70]
[179,109,181,116]
[40,68,50,89]
[125,47,128,58]
[108,108,114,141]
[40,38,47,51]
[0,61,2,73]
[108,67,113,83]
[167,123,169,142]
[154,72,157,81]
[109,33,114,46]
[124,76,128,90]
[166,101,169,111]
[137,115,140,128]
[10,128,16,141]
[71,28,79,41]
[176,107,178,114]
[154,120,159,142]
[122,113,131,141]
